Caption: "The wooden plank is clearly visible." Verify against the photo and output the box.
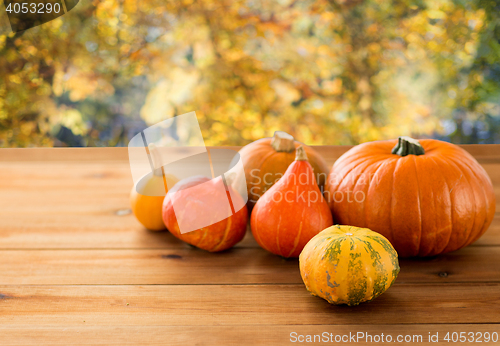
[1,210,498,249]
[474,213,500,246]
[0,325,499,346]
[0,284,499,326]
[458,144,500,163]
[0,161,258,249]
[1,144,499,163]
[0,246,499,285]
[0,248,300,285]
[0,161,154,249]
[0,160,499,249]
[0,148,129,162]
[399,246,500,282]
[0,147,237,162]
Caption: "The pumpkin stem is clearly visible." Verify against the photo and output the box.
[295,145,308,161]
[271,131,295,153]
[148,143,164,177]
[391,136,425,157]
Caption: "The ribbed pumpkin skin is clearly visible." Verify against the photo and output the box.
[251,156,333,258]
[299,225,400,306]
[325,139,496,257]
[239,138,329,208]
[162,176,248,252]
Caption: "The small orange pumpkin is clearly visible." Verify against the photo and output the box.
[238,131,329,208]
[325,136,496,257]
[130,144,178,231]
[251,146,334,258]
[130,172,177,231]
[162,176,248,252]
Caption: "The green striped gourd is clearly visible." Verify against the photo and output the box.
[299,225,400,306]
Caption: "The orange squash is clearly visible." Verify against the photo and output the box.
[130,173,177,231]
[162,176,248,252]
[300,225,400,306]
[251,146,334,257]
[238,131,329,208]
[130,144,178,231]
[325,136,496,257]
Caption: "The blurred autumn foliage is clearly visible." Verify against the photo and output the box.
[0,0,499,147]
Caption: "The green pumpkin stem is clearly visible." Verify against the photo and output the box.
[271,131,295,153]
[391,136,425,156]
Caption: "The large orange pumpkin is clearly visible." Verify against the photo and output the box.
[325,136,496,257]
[237,131,329,208]
[251,146,333,258]
[162,176,248,252]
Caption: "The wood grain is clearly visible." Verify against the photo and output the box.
[0,284,499,326]
[0,147,237,162]
[0,160,499,249]
[0,325,499,346]
[0,246,499,285]
[0,248,301,285]
[1,143,499,163]
[0,145,499,344]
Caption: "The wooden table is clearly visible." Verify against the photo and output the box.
[0,146,499,345]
